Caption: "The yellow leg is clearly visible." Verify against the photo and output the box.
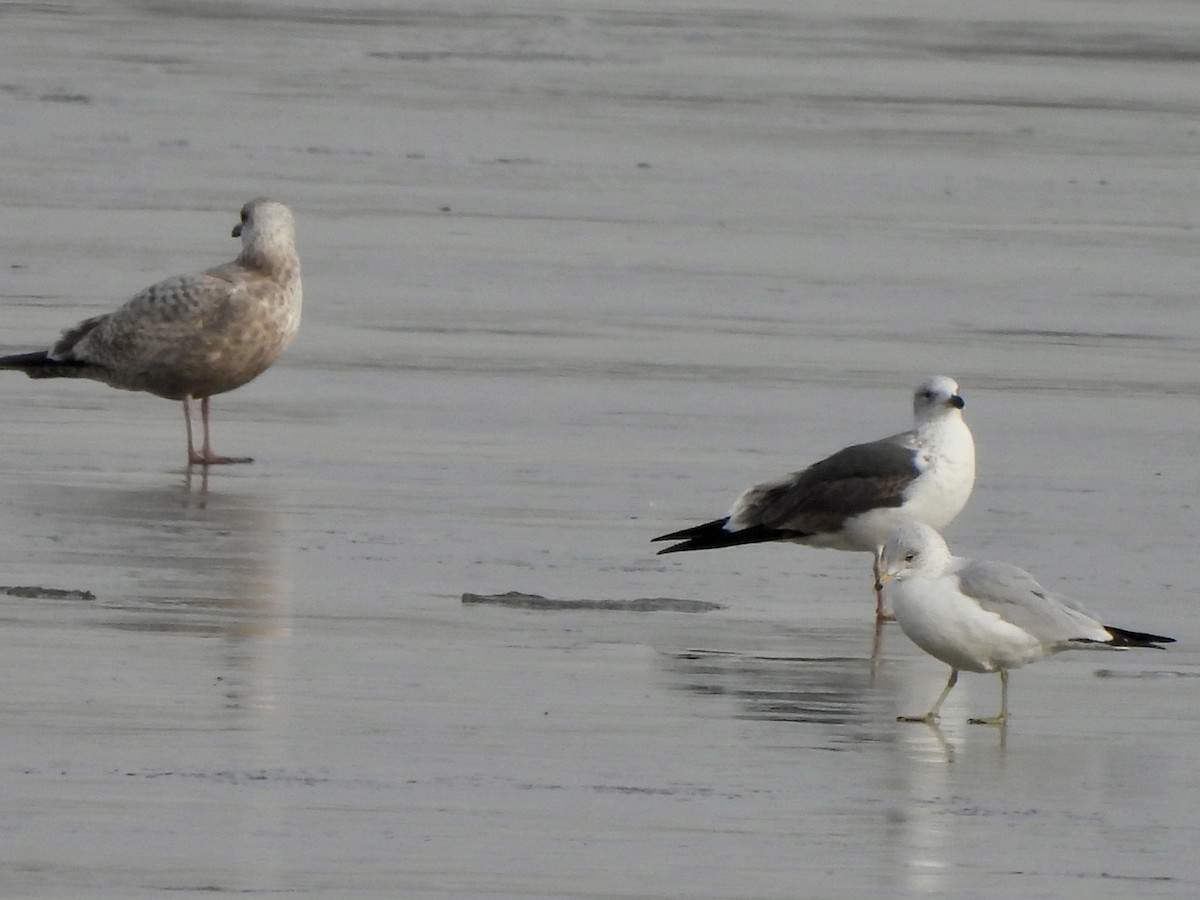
[968,669,1009,726]
[898,668,958,723]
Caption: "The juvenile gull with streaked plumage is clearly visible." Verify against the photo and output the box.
[652,376,976,619]
[0,198,301,467]
[878,522,1174,725]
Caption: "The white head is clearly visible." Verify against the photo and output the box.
[912,375,965,422]
[877,521,955,588]
[233,197,298,274]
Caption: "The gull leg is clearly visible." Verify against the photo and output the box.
[187,396,253,466]
[969,669,1009,726]
[869,614,887,684]
[184,462,210,497]
[898,667,958,724]
[182,397,199,468]
[873,548,895,622]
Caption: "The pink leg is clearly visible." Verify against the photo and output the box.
[183,395,253,466]
[182,397,199,465]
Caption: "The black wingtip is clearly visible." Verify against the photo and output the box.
[1105,625,1176,648]
[652,517,729,544]
[655,543,691,556]
[0,350,51,369]
[653,518,746,554]
[653,519,796,554]
[0,350,87,378]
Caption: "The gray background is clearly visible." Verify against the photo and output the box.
[0,2,1197,897]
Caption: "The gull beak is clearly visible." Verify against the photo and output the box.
[874,570,897,593]
[949,394,965,409]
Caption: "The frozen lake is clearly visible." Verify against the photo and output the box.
[0,2,1198,897]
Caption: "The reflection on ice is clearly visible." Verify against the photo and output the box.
[660,624,896,734]
[16,479,290,638]
[9,478,294,721]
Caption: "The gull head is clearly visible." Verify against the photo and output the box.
[232,197,298,274]
[876,521,954,590]
[913,375,965,421]
[233,197,294,241]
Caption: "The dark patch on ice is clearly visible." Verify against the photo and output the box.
[368,50,588,64]
[971,327,1174,345]
[462,591,721,612]
[1,585,96,601]
[39,90,91,104]
[1094,669,1199,679]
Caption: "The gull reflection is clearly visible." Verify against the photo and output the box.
[660,622,897,741]
[14,475,293,893]
[16,478,291,690]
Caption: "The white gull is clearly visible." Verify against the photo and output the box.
[878,522,1174,725]
[653,375,976,619]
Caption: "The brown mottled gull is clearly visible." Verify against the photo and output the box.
[0,198,301,466]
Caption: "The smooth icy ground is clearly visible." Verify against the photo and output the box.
[0,2,1198,898]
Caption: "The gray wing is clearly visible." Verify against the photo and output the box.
[733,431,919,533]
[56,265,265,368]
[48,260,296,399]
[954,560,1111,644]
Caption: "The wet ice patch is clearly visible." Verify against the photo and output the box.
[462,591,721,612]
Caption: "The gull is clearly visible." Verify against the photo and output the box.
[0,198,301,467]
[652,376,976,619]
[877,522,1175,725]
